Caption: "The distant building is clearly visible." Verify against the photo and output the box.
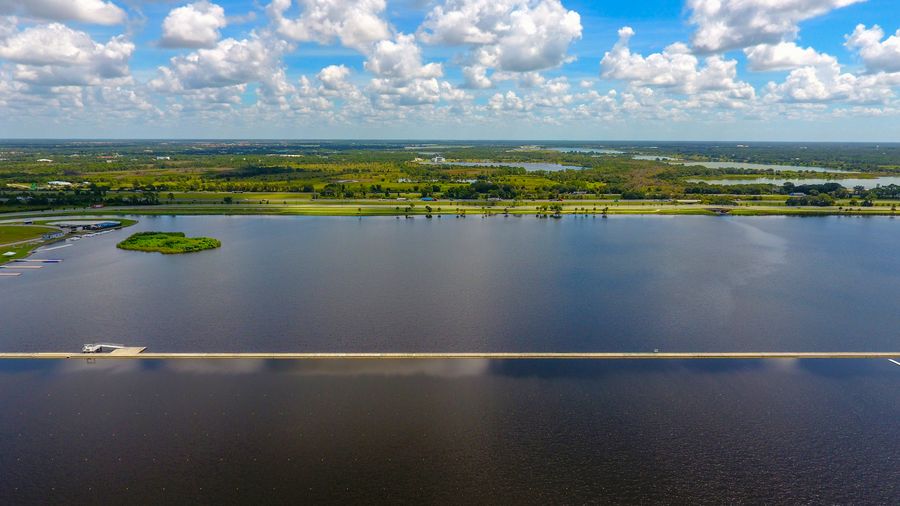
[85,221,121,230]
[431,156,446,163]
[36,159,53,163]
[42,231,65,240]
[789,192,807,197]
[47,181,72,187]
[156,156,171,160]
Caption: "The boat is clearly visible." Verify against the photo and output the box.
[82,343,127,353]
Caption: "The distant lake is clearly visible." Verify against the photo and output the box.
[670,160,851,173]
[631,157,854,173]
[436,161,585,171]
[4,215,900,353]
[549,147,624,154]
[633,155,680,161]
[687,176,900,189]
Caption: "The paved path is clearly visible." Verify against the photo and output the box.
[0,352,897,360]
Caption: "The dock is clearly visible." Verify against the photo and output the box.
[106,347,147,356]
[0,352,896,360]
[12,259,62,263]
[0,265,42,269]
[0,272,22,277]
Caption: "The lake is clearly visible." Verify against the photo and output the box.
[672,161,852,173]
[3,215,899,503]
[549,147,624,154]
[435,161,585,171]
[4,215,900,353]
[0,358,897,503]
[687,176,900,188]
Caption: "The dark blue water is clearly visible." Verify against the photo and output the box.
[0,359,897,504]
[3,215,900,352]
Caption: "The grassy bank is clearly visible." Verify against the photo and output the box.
[117,232,221,254]
[0,219,138,265]
[0,224,58,245]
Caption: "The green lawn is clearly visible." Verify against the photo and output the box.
[0,225,57,245]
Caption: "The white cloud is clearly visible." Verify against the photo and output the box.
[488,90,526,112]
[0,0,126,25]
[363,33,442,80]
[461,64,491,88]
[317,64,351,91]
[765,60,898,104]
[0,16,15,40]
[419,0,581,72]
[687,0,864,53]
[150,35,293,108]
[846,24,900,73]
[161,1,227,49]
[266,0,390,52]
[0,23,133,86]
[601,27,754,100]
[744,43,836,72]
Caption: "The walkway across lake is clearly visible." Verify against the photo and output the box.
[0,352,898,360]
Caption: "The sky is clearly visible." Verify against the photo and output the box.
[0,0,899,140]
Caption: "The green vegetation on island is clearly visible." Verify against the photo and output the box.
[117,232,221,254]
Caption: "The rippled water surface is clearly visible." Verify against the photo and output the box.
[0,358,897,504]
[4,215,900,352]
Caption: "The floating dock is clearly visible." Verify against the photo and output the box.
[106,347,147,356]
[0,352,896,360]
[0,265,43,269]
[0,272,22,277]
[13,259,62,263]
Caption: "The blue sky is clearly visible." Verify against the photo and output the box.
[0,0,899,140]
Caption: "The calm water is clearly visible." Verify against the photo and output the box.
[437,161,585,171]
[0,358,897,504]
[688,176,900,188]
[4,215,900,353]
[549,147,624,154]
[674,161,851,173]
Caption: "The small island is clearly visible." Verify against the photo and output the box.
[117,232,221,254]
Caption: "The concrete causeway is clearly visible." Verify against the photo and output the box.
[0,352,897,360]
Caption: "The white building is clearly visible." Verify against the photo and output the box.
[432,156,446,163]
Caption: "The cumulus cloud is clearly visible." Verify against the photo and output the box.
[364,33,442,80]
[267,0,390,52]
[461,64,491,89]
[0,0,127,25]
[744,43,836,72]
[488,90,526,112]
[687,0,864,53]
[149,35,295,110]
[160,1,227,49]
[419,0,581,72]
[0,23,133,86]
[846,24,900,73]
[601,27,754,100]
[765,60,899,105]
[317,64,351,91]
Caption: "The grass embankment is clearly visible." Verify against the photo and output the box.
[117,232,221,254]
[0,225,59,245]
[4,201,900,219]
[0,225,58,265]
